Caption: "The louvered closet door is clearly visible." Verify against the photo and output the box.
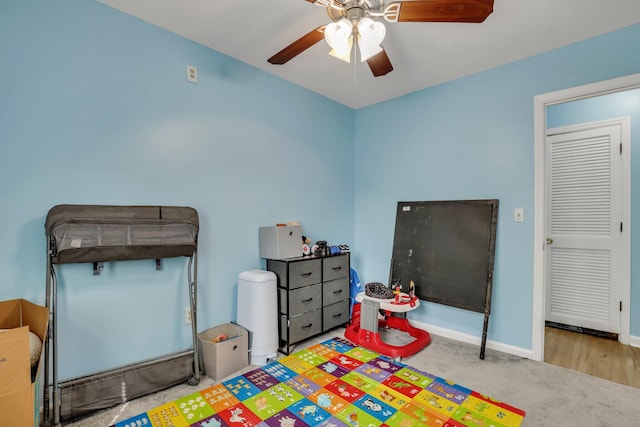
[545,123,622,334]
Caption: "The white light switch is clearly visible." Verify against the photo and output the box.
[514,208,524,222]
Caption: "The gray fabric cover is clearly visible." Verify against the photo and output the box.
[45,205,199,264]
[59,351,194,421]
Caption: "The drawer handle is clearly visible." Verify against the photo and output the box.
[332,266,342,271]
[332,289,343,294]
[301,298,313,303]
[302,323,313,329]
[332,313,343,318]
[301,272,313,277]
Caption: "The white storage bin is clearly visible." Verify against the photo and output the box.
[259,225,302,259]
[198,323,248,380]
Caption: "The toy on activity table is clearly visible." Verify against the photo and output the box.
[390,280,418,308]
[393,280,402,302]
[344,280,430,359]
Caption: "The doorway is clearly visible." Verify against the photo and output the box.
[532,73,640,362]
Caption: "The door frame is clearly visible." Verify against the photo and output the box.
[532,73,639,362]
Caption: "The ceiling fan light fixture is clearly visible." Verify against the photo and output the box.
[357,17,385,62]
[325,18,354,63]
[268,0,495,77]
[328,38,353,63]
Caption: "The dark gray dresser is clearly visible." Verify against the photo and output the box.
[267,253,350,354]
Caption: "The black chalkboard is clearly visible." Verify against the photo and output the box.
[390,200,498,358]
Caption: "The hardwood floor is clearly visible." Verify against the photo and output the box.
[544,326,640,389]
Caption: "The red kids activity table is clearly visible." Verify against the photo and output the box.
[344,291,431,359]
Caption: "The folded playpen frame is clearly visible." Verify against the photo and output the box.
[43,204,200,426]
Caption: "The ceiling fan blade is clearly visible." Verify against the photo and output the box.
[367,49,394,77]
[268,26,326,65]
[388,0,494,23]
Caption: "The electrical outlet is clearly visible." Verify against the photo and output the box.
[185,307,192,324]
[186,65,198,83]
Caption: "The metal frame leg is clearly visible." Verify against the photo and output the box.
[188,252,200,385]
[43,251,51,426]
[43,242,61,427]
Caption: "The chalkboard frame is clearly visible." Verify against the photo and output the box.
[389,199,499,359]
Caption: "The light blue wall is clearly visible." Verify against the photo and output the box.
[353,24,640,349]
[2,1,640,380]
[547,89,640,335]
[0,1,355,380]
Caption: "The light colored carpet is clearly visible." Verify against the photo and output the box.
[65,328,640,426]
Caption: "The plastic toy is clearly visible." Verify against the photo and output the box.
[211,334,228,343]
[393,281,402,302]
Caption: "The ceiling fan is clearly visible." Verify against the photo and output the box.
[268,0,494,77]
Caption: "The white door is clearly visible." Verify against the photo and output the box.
[545,119,627,334]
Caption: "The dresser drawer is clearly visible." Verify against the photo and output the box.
[323,300,349,331]
[279,283,322,316]
[288,258,322,289]
[323,254,349,282]
[323,277,349,306]
[281,310,322,344]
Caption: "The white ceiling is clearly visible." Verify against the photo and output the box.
[99,0,640,109]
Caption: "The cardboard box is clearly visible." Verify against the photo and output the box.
[259,225,302,259]
[0,299,49,427]
[198,323,248,380]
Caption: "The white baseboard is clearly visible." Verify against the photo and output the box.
[413,321,640,357]
[413,320,534,360]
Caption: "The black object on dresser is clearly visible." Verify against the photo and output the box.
[267,253,350,355]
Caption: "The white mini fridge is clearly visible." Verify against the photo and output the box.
[237,269,278,365]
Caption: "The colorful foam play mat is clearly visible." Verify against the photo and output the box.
[111,337,525,427]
